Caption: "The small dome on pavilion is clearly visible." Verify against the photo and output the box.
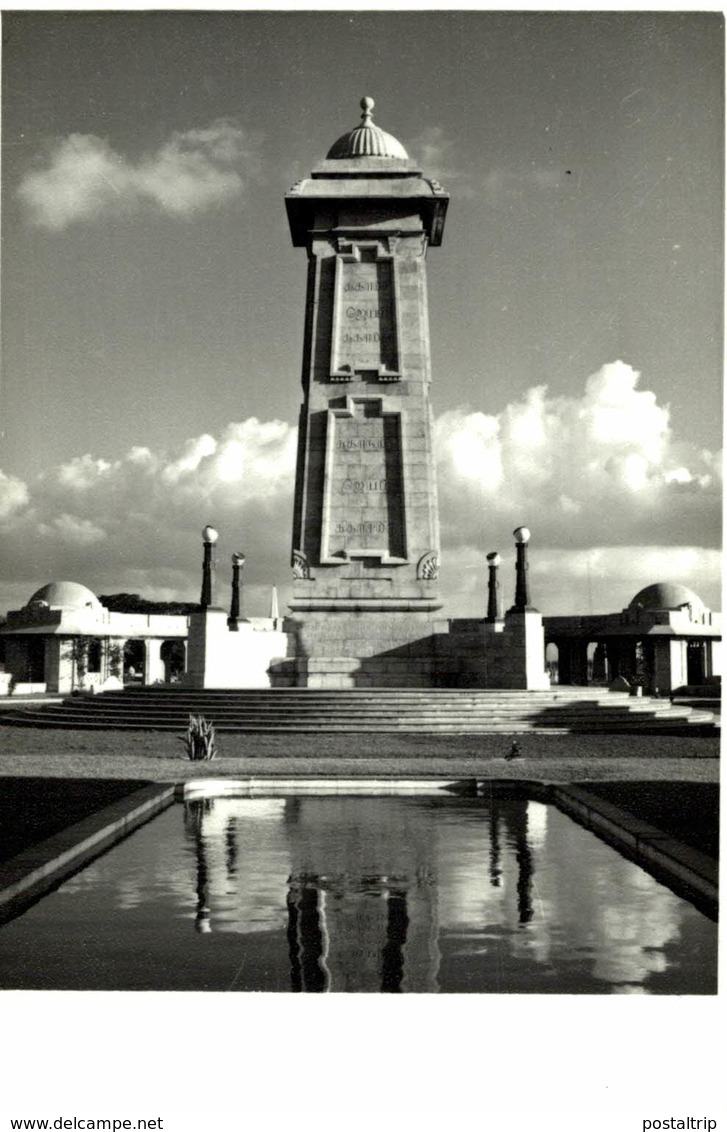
[26,581,102,612]
[628,582,706,613]
[326,97,409,160]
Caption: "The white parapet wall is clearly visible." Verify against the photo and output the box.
[184,609,291,689]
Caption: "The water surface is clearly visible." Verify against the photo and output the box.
[0,796,716,993]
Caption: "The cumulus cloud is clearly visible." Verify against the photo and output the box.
[486,166,564,191]
[0,362,721,617]
[443,543,722,618]
[405,125,473,196]
[435,360,721,557]
[0,470,29,522]
[37,514,107,546]
[482,163,573,207]
[0,417,298,615]
[17,120,261,230]
[435,362,721,614]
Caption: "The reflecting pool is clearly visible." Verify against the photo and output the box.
[0,796,717,993]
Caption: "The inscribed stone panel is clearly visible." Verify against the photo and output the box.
[331,252,399,379]
[321,400,406,564]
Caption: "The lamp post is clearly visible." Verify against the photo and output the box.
[230,552,246,622]
[486,552,502,622]
[200,525,219,610]
[512,526,532,611]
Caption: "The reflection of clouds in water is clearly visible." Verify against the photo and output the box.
[596,889,678,984]
[60,798,291,930]
[434,801,690,989]
[526,801,548,850]
[192,798,286,835]
[509,902,553,966]
[43,796,711,993]
[521,809,684,988]
[60,865,102,892]
[115,877,144,911]
[190,797,290,935]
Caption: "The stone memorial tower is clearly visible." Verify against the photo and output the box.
[285,98,450,687]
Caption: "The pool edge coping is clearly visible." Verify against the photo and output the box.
[537,782,718,915]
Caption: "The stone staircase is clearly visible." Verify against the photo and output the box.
[0,686,718,734]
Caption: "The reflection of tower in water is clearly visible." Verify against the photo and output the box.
[181,795,539,988]
[484,799,534,918]
[183,799,213,934]
[284,799,441,993]
[503,799,535,925]
[287,882,329,992]
[489,802,503,888]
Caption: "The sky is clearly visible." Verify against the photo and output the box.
[0,10,723,618]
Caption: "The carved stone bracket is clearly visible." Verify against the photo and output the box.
[292,550,311,579]
[417,550,439,580]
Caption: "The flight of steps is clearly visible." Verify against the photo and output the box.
[0,686,718,734]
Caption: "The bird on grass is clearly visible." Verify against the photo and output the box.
[505,739,522,761]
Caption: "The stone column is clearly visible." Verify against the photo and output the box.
[58,637,76,693]
[510,526,534,612]
[144,639,165,685]
[229,552,245,625]
[486,552,502,622]
[200,525,219,610]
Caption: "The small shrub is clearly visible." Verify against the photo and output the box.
[179,714,217,761]
[107,642,123,680]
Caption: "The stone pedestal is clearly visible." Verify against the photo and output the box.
[185,609,291,689]
[484,612,551,690]
[441,612,550,690]
[289,613,453,688]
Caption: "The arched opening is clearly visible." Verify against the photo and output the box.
[584,647,602,679]
[123,639,145,683]
[160,639,186,683]
[589,641,608,685]
[632,640,656,691]
[25,637,46,683]
[545,641,559,685]
[687,640,706,685]
[87,639,102,674]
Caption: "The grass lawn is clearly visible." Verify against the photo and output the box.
[0,725,719,865]
[0,778,151,861]
[0,724,719,779]
[578,781,718,858]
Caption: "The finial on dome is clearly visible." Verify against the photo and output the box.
[360,96,375,123]
[324,97,409,161]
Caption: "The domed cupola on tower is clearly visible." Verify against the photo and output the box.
[326,97,410,160]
